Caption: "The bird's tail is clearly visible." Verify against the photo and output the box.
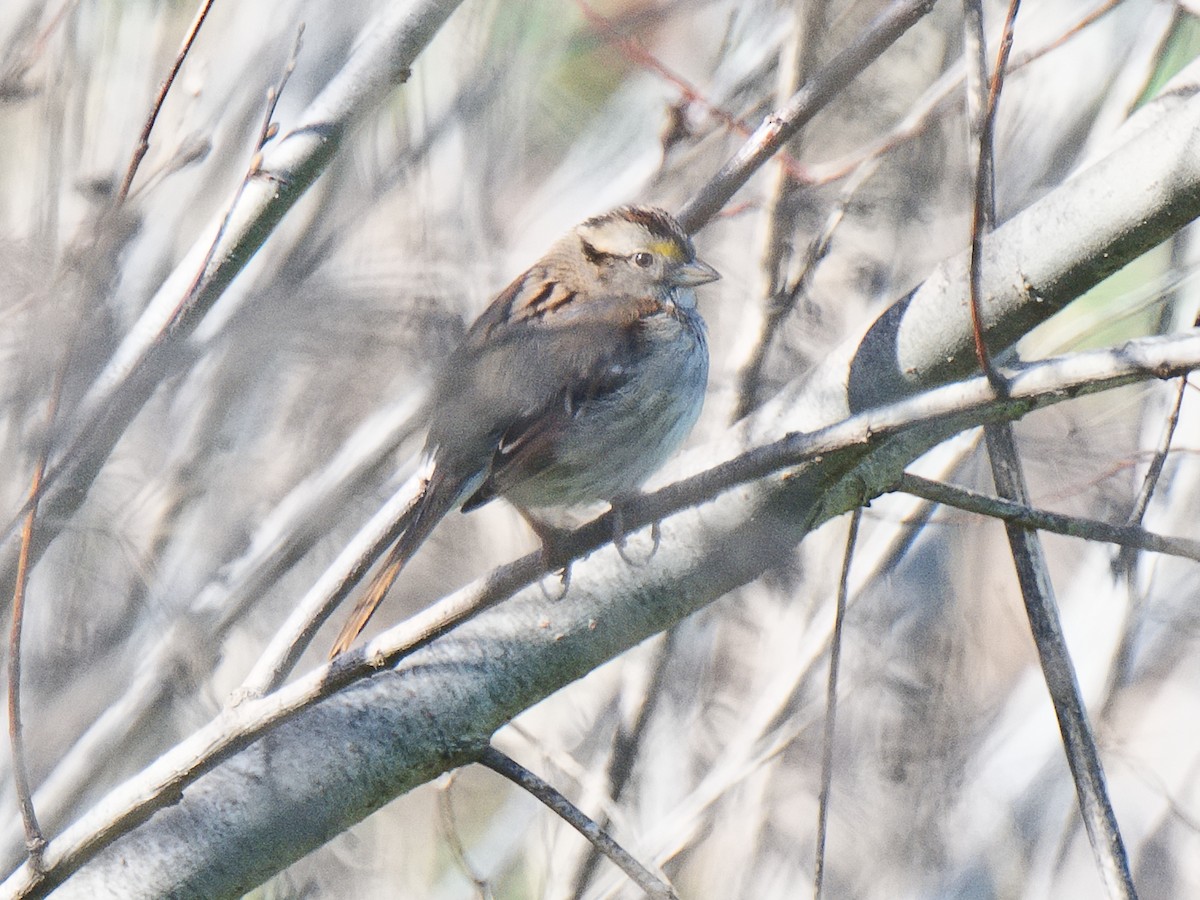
[328,467,466,658]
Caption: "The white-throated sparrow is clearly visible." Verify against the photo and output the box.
[330,206,719,656]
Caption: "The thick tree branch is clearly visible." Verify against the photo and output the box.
[10,330,1200,900]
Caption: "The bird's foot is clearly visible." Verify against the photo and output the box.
[610,495,660,567]
[520,512,574,599]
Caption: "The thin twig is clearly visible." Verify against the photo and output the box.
[1115,375,1189,571]
[1100,374,1190,713]
[7,281,83,871]
[813,508,859,898]
[569,632,678,900]
[183,25,304,305]
[478,746,677,900]
[897,472,1200,561]
[8,479,45,872]
[438,775,492,899]
[965,1,1136,893]
[116,0,217,204]
[675,0,936,234]
[984,425,1137,898]
[733,0,829,420]
[964,0,1016,389]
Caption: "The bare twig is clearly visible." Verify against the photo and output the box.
[1099,373,1190,715]
[985,424,1137,898]
[184,24,304,309]
[478,746,677,900]
[897,472,1200,561]
[1116,375,1189,570]
[8,479,45,873]
[734,0,829,420]
[7,288,83,871]
[964,0,1136,893]
[569,632,678,900]
[813,508,859,898]
[437,775,492,899]
[964,0,1017,388]
[675,0,936,234]
[116,0,217,204]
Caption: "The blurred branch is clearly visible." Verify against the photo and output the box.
[9,329,1200,898]
[676,0,937,234]
[0,394,425,867]
[568,632,677,899]
[0,0,467,614]
[733,0,829,420]
[807,0,1124,184]
[436,774,491,896]
[0,1,76,103]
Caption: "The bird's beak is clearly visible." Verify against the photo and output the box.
[671,257,721,287]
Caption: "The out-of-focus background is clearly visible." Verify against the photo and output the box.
[1,0,1199,897]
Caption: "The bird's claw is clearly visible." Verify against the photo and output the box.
[611,498,661,567]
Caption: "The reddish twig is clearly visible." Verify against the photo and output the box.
[677,0,936,234]
[966,0,1021,390]
[116,0,218,204]
[9,475,46,872]
[809,0,1123,186]
[574,0,814,183]
[6,347,77,870]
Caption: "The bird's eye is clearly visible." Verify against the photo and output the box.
[633,251,654,268]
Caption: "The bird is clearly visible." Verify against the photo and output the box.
[329,205,720,656]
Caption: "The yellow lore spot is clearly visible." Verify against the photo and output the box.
[648,240,686,261]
